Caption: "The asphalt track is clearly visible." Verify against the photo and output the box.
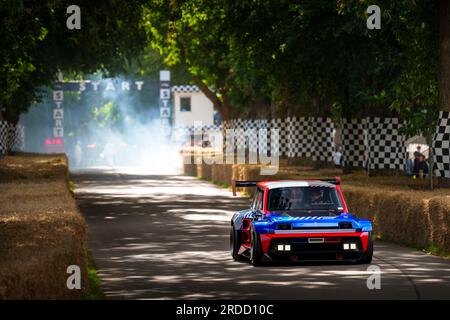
[73,169,450,299]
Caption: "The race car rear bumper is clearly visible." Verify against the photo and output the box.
[260,231,369,261]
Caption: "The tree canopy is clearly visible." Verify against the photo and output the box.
[145,0,441,136]
[0,0,447,138]
[0,0,147,123]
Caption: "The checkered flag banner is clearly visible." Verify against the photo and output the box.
[286,116,312,158]
[171,85,200,93]
[179,117,410,171]
[223,118,274,156]
[432,111,450,178]
[341,118,366,168]
[232,118,246,151]
[310,117,335,162]
[366,117,406,170]
[0,121,8,155]
[172,124,222,143]
[270,118,287,157]
[0,122,25,155]
[10,124,25,151]
[246,119,258,154]
[256,119,269,155]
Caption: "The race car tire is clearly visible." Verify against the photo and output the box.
[230,225,243,261]
[358,232,373,264]
[250,227,264,266]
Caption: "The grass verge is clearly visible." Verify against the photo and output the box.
[84,252,104,300]
[421,244,450,259]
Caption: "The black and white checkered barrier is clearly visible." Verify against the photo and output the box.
[222,119,281,156]
[310,117,335,162]
[231,118,246,151]
[270,118,286,157]
[172,124,222,141]
[286,117,312,158]
[173,124,222,133]
[365,117,406,170]
[256,119,270,155]
[178,117,410,170]
[0,121,25,155]
[245,119,258,154]
[9,124,25,151]
[0,121,8,155]
[171,85,200,93]
[341,118,366,168]
[433,111,450,178]
[224,117,328,159]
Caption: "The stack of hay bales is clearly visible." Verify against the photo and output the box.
[0,154,87,299]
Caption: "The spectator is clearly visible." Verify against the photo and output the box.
[413,153,429,177]
[332,146,343,168]
[405,156,414,176]
[414,145,422,159]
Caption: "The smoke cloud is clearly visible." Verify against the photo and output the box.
[19,76,183,175]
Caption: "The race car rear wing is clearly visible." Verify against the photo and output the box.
[231,177,341,196]
[231,180,260,196]
[317,177,342,185]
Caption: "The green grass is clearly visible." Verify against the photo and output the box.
[211,180,231,189]
[83,253,104,300]
[68,180,76,194]
[421,243,450,259]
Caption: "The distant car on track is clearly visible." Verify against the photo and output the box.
[230,178,373,266]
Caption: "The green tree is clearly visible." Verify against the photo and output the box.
[0,0,147,124]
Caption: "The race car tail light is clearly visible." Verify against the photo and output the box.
[343,242,357,250]
[339,222,353,229]
[276,244,291,251]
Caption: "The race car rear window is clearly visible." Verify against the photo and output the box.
[267,186,343,212]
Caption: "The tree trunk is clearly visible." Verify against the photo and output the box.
[193,76,231,120]
[439,0,450,112]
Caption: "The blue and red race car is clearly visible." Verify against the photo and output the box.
[230,178,373,266]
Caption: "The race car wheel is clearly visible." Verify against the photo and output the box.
[230,226,242,261]
[358,232,373,264]
[250,227,263,266]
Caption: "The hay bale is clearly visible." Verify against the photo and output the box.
[181,151,198,177]
[183,163,197,176]
[201,162,212,181]
[344,186,432,248]
[428,196,450,252]
[374,191,431,248]
[196,163,203,178]
[0,154,88,299]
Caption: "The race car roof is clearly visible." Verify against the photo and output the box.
[257,180,336,189]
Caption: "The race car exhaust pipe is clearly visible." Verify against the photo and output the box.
[336,253,344,260]
[290,255,298,261]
